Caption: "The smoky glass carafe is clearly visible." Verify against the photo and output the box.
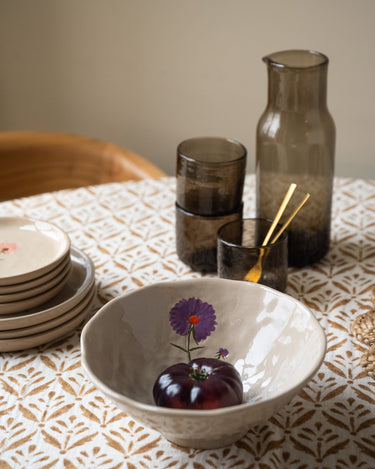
[256,49,336,267]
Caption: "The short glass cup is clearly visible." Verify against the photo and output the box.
[175,202,243,273]
[176,137,247,216]
[217,218,288,292]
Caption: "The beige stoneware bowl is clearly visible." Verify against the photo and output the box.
[81,279,326,449]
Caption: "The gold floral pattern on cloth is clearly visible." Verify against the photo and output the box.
[0,175,374,469]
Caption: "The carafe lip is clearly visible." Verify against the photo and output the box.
[263,49,329,70]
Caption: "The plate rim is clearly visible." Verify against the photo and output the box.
[0,251,71,294]
[0,246,95,329]
[0,258,72,303]
[0,216,71,285]
[0,284,96,339]
[0,287,96,352]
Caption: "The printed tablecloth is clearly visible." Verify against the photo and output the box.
[0,175,374,469]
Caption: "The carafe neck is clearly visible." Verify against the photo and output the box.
[264,50,329,111]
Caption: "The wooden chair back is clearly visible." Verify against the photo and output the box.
[0,131,165,201]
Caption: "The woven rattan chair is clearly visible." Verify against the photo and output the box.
[0,131,166,201]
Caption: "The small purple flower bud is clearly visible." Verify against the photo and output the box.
[216,348,229,359]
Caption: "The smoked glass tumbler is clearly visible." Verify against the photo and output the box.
[217,218,288,292]
[176,202,243,273]
[176,137,247,216]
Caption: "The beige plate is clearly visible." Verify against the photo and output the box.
[0,288,96,352]
[0,251,71,294]
[0,270,71,315]
[0,217,71,285]
[0,284,96,339]
[0,258,72,303]
[0,246,95,330]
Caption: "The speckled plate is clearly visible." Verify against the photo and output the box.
[0,269,71,315]
[0,288,96,352]
[0,217,71,286]
[0,258,71,303]
[0,284,96,339]
[0,251,71,295]
[0,246,95,330]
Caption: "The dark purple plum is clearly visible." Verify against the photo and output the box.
[153,357,243,410]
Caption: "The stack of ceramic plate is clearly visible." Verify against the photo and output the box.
[0,217,96,352]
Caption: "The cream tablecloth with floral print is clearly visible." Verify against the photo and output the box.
[0,175,374,469]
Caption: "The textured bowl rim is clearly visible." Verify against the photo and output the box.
[81,278,326,418]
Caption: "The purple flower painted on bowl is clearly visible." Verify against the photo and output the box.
[216,348,229,359]
[169,297,217,342]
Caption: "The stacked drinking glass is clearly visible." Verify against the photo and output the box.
[175,136,247,272]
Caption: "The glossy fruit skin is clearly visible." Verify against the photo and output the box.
[153,357,243,410]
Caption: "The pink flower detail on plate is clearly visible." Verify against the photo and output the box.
[0,243,18,254]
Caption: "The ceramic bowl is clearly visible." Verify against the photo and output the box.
[81,279,326,449]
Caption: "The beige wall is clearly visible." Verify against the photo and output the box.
[0,0,374,179]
